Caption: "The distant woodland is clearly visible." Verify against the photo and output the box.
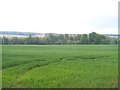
[0,32,119,45]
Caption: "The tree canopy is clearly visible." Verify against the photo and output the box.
[0,32,118,45]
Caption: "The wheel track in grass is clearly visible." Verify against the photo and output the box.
[3,54,112,83]
[18,55,111,75]
[3,55,110,71]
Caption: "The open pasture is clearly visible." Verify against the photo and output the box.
[2,45,118,88]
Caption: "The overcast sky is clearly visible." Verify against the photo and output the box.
[0,0,119,34]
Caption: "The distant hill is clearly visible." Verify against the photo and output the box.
[0,31,119,37]
[104,34,120,36]
[0,31,41,36]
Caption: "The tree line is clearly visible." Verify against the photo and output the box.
[0,32,118,45]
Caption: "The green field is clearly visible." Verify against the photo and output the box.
[2,45,118,88]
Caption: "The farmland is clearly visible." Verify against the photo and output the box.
[2,45,118,88]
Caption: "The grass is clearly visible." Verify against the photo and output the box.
[2,45,118,88]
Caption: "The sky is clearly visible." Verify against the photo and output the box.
[0,0,119,34]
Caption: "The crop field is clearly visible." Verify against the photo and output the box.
[2,45,118,88]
